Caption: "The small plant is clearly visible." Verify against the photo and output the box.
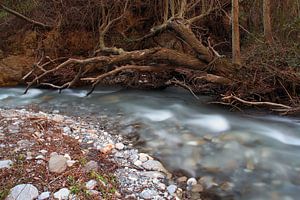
[0,189,10,200]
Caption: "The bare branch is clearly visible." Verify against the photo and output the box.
[0,3,52,29]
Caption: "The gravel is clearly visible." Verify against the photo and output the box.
[0,108,186,199]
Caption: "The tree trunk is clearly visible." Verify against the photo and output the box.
[232,0,241,66]
[263,0,273,43]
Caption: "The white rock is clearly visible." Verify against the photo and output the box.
[115,142,125,150]
[49,155,67,173]
[39,150,48,154]
[134,160,142,166]
[0,160,13,169]
[167,185,177,195]
[64,154,71,160]
[63,127,71,134]
[35,155,45,160]
[139,189,158,199]
[52,115,64,123]
[139,153,153,162]
[53,188,70,200]
[38,191,50,200]
[66,160,76,167]
[6,184,39,200]
[157,183,166,190]
[85,180,97,190]
[187,177,197,186]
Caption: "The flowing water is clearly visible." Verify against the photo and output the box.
[1,87,300,200]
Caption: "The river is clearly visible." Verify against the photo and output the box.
[1,87,300,200]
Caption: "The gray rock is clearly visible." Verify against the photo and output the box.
[83,160,99,173]
[177,176,187,183]
[49,155,67,173]
[63,127,71,134]
[53,188,70,200]
[0,160,13,169]
[191,184,203,192]
[85,180,97,190]
[139,189,158,199]
[139,153,152,162]
[199,176,218,189]
[140,171,165,179]
[167,185,177,195]
[38,191,50,200]
[142,160,167,173]
[6,184,39,200]
[17,140,33,149]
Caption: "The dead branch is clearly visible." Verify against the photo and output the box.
[23,48,207,93]
[166,78,199,99]
[82,65,168,95]
[222,94,292,109]
[0,3,52,29]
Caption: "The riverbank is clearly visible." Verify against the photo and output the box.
[0,108,208,200]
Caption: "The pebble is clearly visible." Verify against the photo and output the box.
[66,160,76,167]
[87,190,100,195]
[115,142,125,150]
[139,153,152,162]
[53,188,70,200]
[99,144,115,154]
[0,159,13,169]
[167,185,177,195]
[191,184,203,192]
[6,184,39,200]
[177,176,187,183]
[39,149,48,154]
[187,177,197,186]
[85,180,97,190]
[38,191,51,200]
[142,160,167,173]
[139,189,158,199]
[83,160,99,173]
[35,155,45,160]
[63,153,71,160]
[48,155,67,173]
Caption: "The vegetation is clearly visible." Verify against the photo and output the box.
[0,0,299,114]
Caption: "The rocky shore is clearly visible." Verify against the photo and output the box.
[0,108,206,200]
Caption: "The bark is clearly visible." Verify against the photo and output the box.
[263,0,273,43]
[167,20,214,63]
[231,0,241,66]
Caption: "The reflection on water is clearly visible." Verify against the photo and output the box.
[1,87,300,200]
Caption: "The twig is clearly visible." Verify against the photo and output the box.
[0,3,52,29]
[223,94,292,109]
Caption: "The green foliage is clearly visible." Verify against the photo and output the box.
[0,189,10,200]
